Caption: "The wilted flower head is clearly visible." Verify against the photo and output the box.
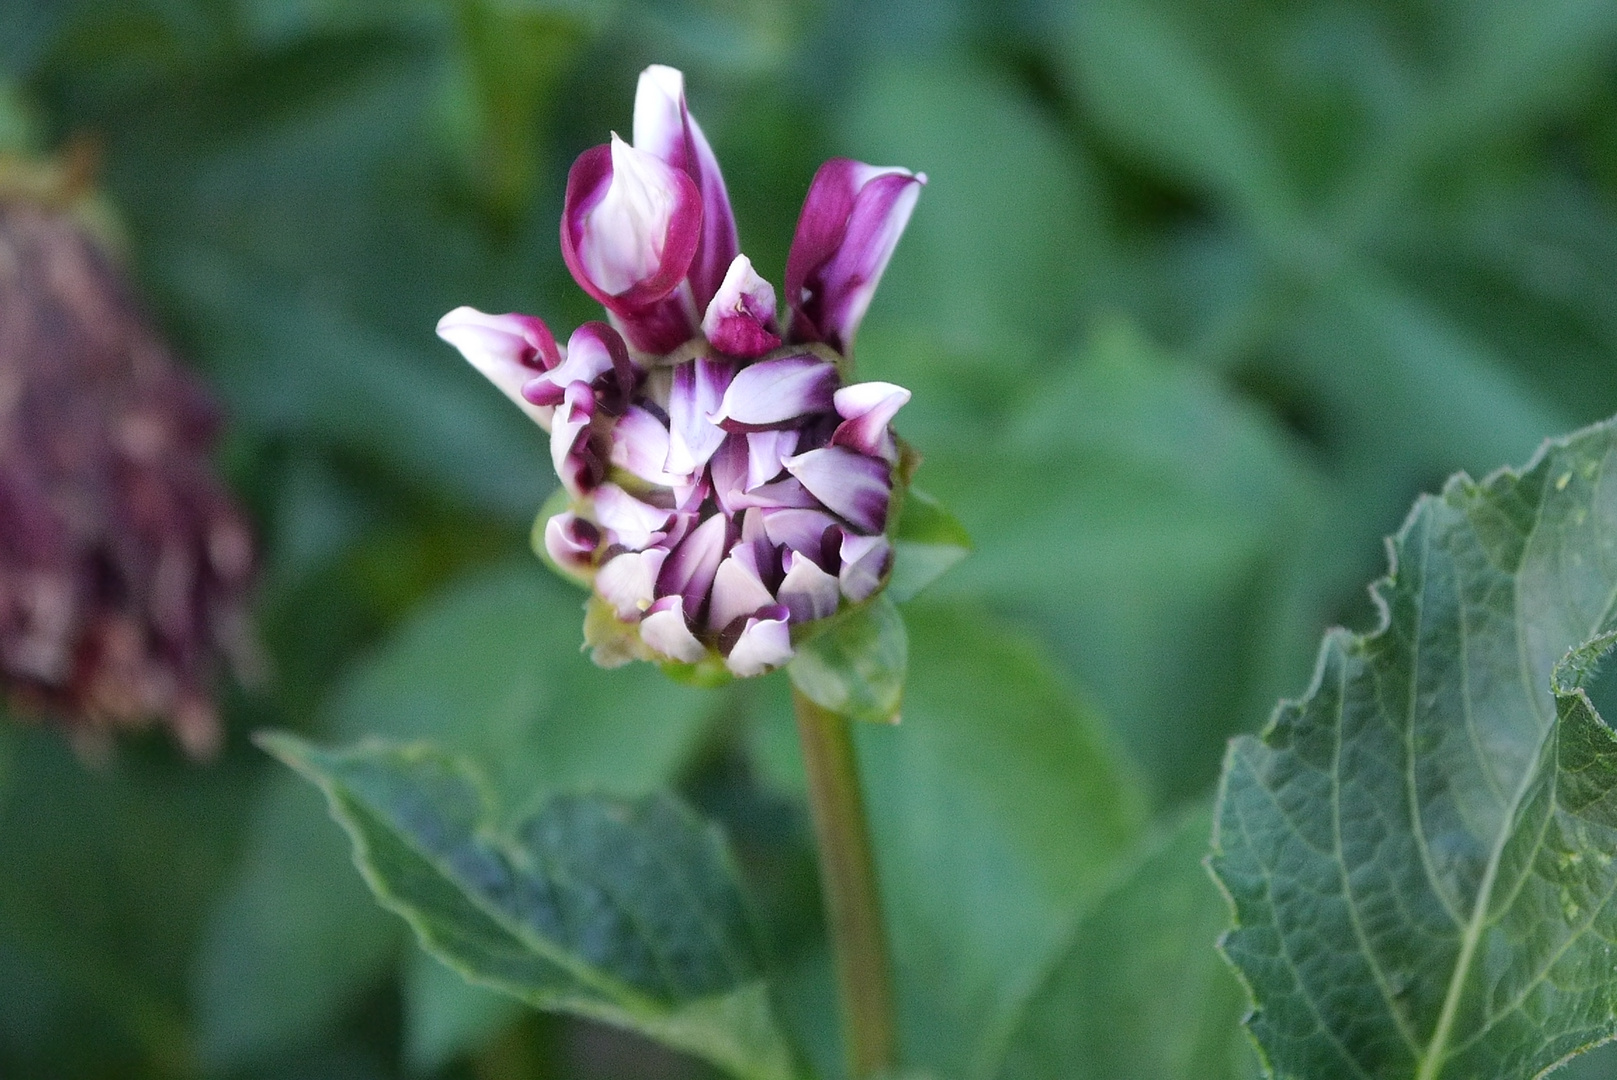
[0,177,256,756]
[440,65,923,679]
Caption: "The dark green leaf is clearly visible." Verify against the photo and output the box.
[1212,416,1617,1078]
[987,810,1257,1080]
[887,487,971,605]
[261,735,798,1080]
[788,595,907,725]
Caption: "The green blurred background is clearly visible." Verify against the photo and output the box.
[4,0,1617,1076]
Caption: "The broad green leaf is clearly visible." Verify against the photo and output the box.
[196,564,712,1065]
[887,487,971,605]
[788,595,907,725]
[1212,416,1617,1078]
[985,810,1256,1080]
[261,735,799,1080]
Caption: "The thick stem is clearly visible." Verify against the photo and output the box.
[792,687,896,1078]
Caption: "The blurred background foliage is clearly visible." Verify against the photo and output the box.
[4,0,1617,1076]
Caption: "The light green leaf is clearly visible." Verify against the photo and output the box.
[261,735,798,1080]
[788,595,907,725]
[985,810,1256,1080]
[1212,416,1617,1078]
[887,487,971,605]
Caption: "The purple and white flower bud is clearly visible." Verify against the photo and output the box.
[701,255,781,359]
[437,307,562,429]
[786,159,925,355]
[440,63,926,678]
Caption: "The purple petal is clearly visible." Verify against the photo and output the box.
[778,549,840,623]
[831,381,909,461]
[746,429,798,490]
[708,547,777,632]
[592,483,673,550]
[839,532,891,602]
[633,65,739,313]
[709,356,837,432]
[725,606,794,677]
[728,476,819,511]
[784,446,892,533]
[785,159,925,354]
[656,511,729,612]
[560,138,702,352]
[595,547,668,619]
[707,434,751,516]
[524,321,625,407]
[701,255,781,358]
[611,406,676,486]
[436,307,561,428]
[667,356,733,478]
[544,512,599,571]
[761,508,839,564]
[640,594,707,662]
[551,382,601,495]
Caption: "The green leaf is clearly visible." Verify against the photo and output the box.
[1212,416,1617,1078]
[261,735,798,1080]
[985,810,1257,1080]
[402,945,523,1072]
[787,595,907,725]
[887,487,971,605]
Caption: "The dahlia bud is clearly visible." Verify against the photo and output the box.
[440,64,924,681]
[0,176,256,757]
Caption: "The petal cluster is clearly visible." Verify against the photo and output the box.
[440,64,923,678]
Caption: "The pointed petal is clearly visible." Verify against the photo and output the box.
[633,64,739,311]
[784,446,892,533]
[785,159,924,354]
[551,382,602,495]
[725,607,794,677]
[701,254,781,358]
[437,307,560,428]
[667,356,733,477]
[839,532,891,602]
[728,476,819,511]
[708,550,777,632]
[611,406,677,486]
[595,547,669,619]
[524,320,626,407]
[656,511,729,612]
[544,512,599,571]
[708,434,751,516]
[746,428,798,490]
[831,381,910,460]
[592,483,673,550]
[640,594,707,662]
[761,508,839,565]
[709,355,837,431]
[778,549,840,622]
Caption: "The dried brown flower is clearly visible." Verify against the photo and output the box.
[0,164,255,758]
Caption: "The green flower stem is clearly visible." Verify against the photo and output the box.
[792,687,896,1078]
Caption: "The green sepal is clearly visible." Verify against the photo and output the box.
[887,486,971,604]
[787,594,908,724]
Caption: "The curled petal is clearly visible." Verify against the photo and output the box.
[709,355,837,432]
[436,306,560,428]
[596,547,668,619]
[611,406,677,486]
[524,320,629,407]
[785,159,925,354]
[656,511,729,612]
[761,508,839,566]
[708,434,751,516]
[551,382,601,495]
[725,606,794,677]
[778,549,840,623]
[592,483,673,550]
[831,381,910,461]
[784,446,892,534]
[561,137,702,352]
[839,532,891,603]
[641,594,707,663]
[728,476,819,511]
[667,356,733,478]
[633,65,739,312]
[544,512,599,571]
[708,548,777,632]
[701,254,781,358]
[746,429,798,490]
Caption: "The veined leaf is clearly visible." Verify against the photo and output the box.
[261,735,798,1080]
[1212,416,1617,1078]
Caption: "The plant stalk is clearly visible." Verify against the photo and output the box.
[792,687,896,1078]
